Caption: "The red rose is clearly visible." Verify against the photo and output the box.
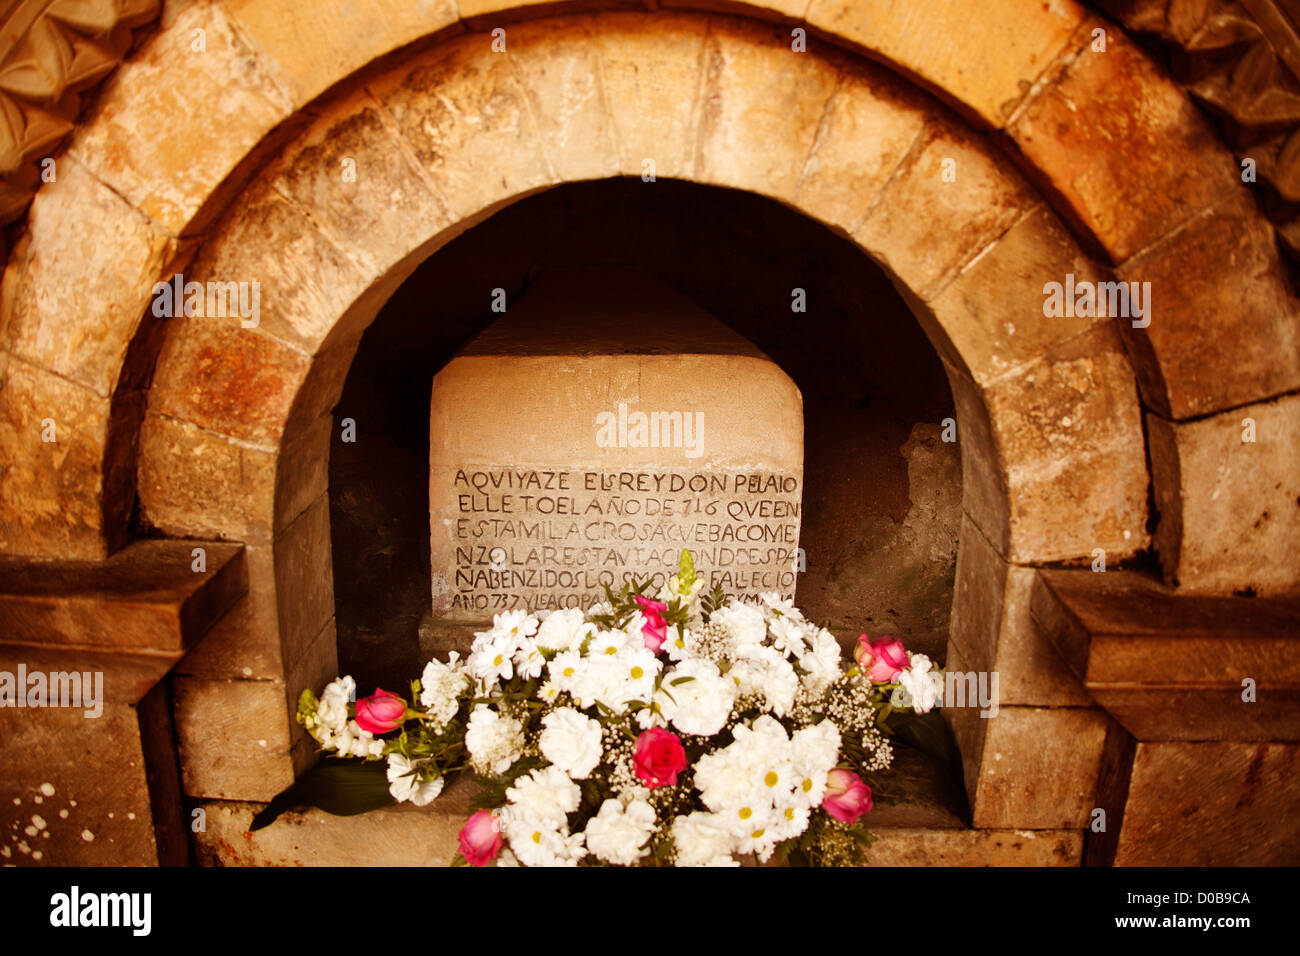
[635,596,669,653]
[853,635,909,683]
[633,727,688,788]
[458,809,504,867]
[821,768,872,824]
[354,688,407,734]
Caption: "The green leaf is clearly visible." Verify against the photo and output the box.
[669,676,696,687]
[249,756,396,831]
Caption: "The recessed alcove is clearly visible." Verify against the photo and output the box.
[329,178,959,694]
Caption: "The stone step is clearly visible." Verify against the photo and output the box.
[192,745,1082,866]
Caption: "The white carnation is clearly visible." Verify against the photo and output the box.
[535,608,591,652]
[671,812,736,867]
[419,654,468,729]
[539,707,603,780]
[505,766,581,827]
[464,706,525,776]
[661,659,735,737]
[896,654,943,713]
[584,797,656,866]
[709,601,767,653]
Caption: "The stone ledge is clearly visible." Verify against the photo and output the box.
[1031,569,1300,740]
[0,540,247,656]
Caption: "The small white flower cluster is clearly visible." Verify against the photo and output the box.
[302,676,384,759]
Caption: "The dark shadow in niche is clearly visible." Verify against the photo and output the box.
[329,178,958,698]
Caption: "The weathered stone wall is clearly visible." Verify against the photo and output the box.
[0,0,1294,864]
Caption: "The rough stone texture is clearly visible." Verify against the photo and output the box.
[1118,198,1300,419]
[173,553,284,681]
[947,516,1094,706]
[148,318,311,447]
[1032,568,1300,740]
[854,129,1037,301]
[806,0,1084,127]
[429,266,803,620]
[67,0,294,235]
[693,18,840,202]
[792,61,929,235]
[0,357,112,559]
[0,157,173,398]
[595,13,709,181]
[861,827,1082,866]
[180,180,372,355]
[1147,394,1300,595]
[284,617,341,777]
[172,675,295,803]
[945,703,1109,829]
[921,204,1112,385]
[261,90,455,309]
[1007,25,1240,264]
[1113,742,1300,865]
[273,496,335,672]
[507,18,622,181]
[137,412,278,544]
[0,539,245,654]
[0,702,171,866]
[225,0,461,108]
[368,32,558,223]
[943,325,1149,564]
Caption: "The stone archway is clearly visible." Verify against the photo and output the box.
[1,0,1296,865]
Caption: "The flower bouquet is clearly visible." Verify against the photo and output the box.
[284,551,951,866]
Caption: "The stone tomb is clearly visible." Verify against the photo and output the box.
[428,266,804,627]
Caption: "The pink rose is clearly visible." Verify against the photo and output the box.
[635,595,669,652]
[854,635,909,683]
[354,688,407,734]
[458,809,504,867]
[633,727,688,788]
[821,768,872,824]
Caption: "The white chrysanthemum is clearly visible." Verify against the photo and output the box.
[502,814,586,867]
[547,650,584,693]
[514,640,547,681]
[790,720,842,808]
[589,627,630,659]
[671,812,736,867]
[897,654,943,713]
[539,707,603,779]
[386,753,445,806]
[494,610,540,643]
[419,654,468,728]
[467,630,520,684]
[537,681,561,704]
[535,608,591,653]
[798,628,844,696]
[661,659,735,737]
[709,601,767,654]
[760,591,803,622]
[505,766,581,827]
[616,645,661,704]
[661,624,690,662]
[464,706,525,776]
[769,616,807,658]
[584,797,656,866]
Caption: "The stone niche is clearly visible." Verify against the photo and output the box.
[427,265,804,635]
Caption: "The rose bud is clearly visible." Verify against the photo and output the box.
[354,688,408,734]
[458,809,504,867]
[633,727,688,788]
[854,635,910,683]
[821,768,873,824]
[634,595,669,653]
